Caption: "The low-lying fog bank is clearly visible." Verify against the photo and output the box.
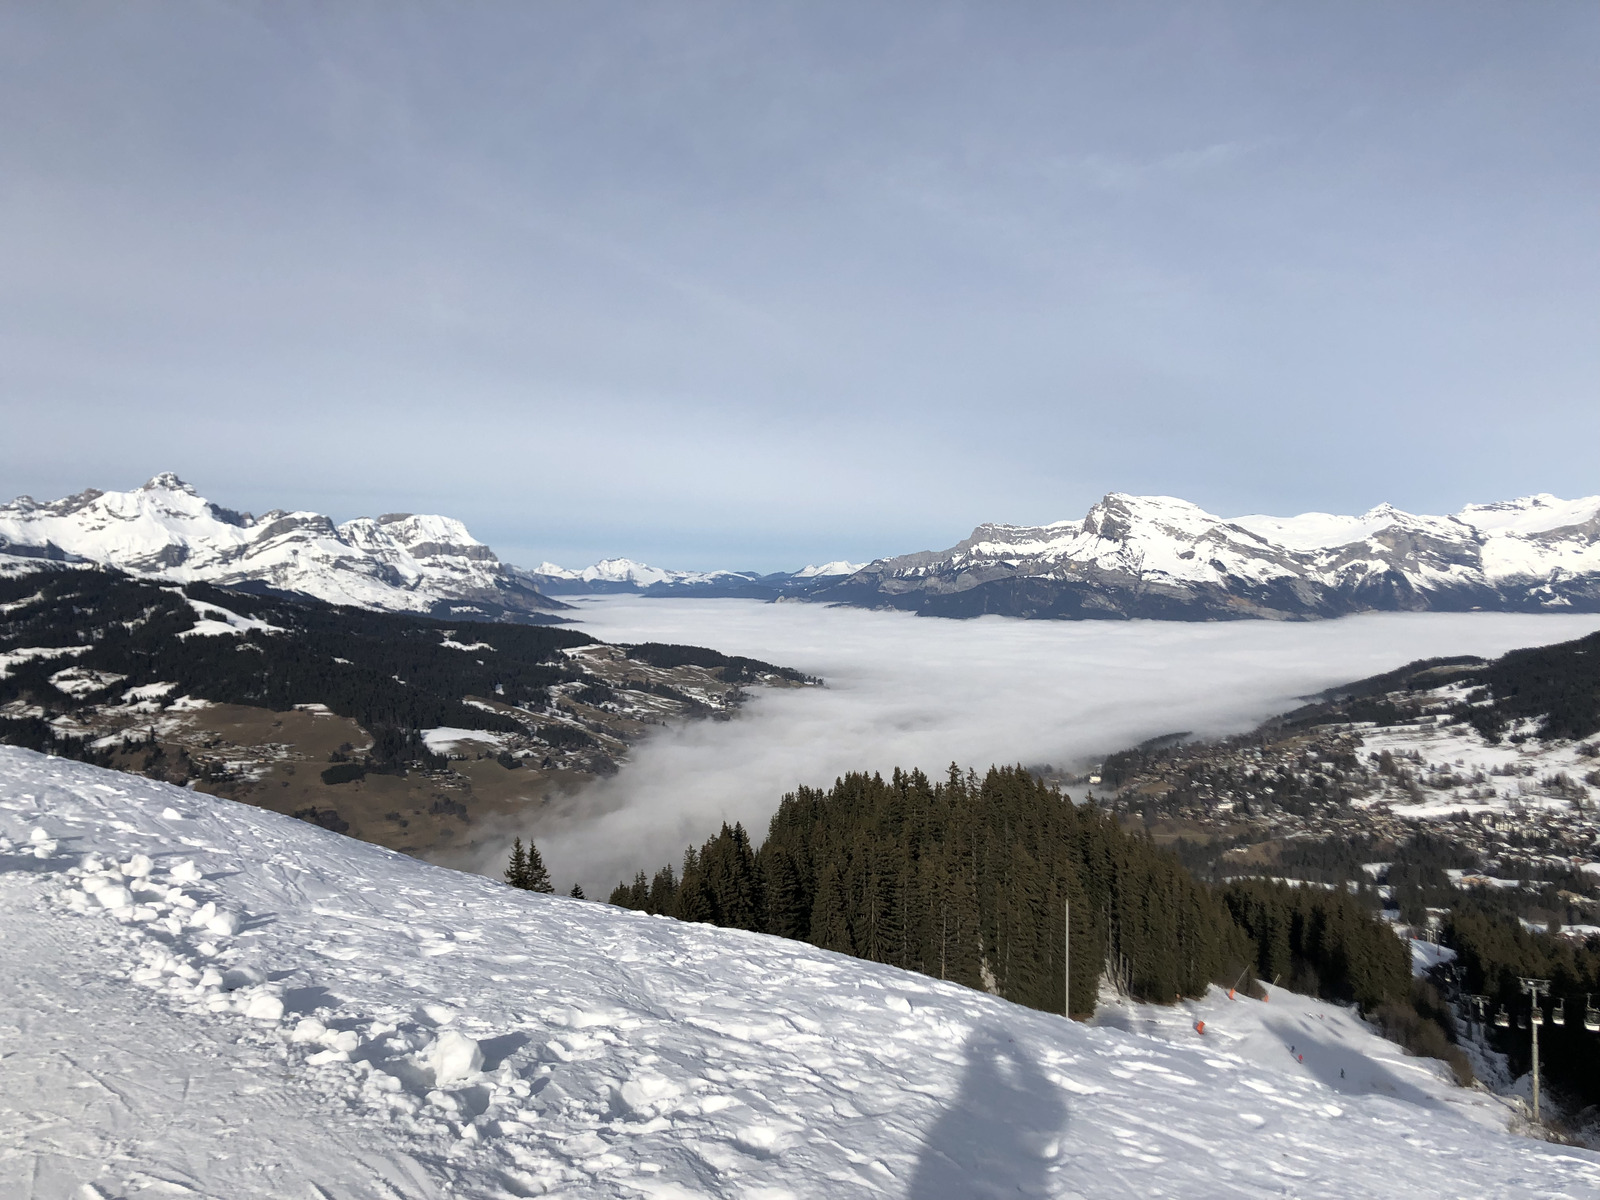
[491,599,1600,896]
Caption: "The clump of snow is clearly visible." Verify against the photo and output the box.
[426,1030,485,1086]
[1,745,1596,1200]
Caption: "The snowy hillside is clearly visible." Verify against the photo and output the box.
[3,747,1598,1199]
[811,491,1600,620]
[0,474,566,623]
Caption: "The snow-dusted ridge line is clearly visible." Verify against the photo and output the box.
[8,475,1600,620]
[3,746,1598,1199]
[532,556,754,589]
[812,491,1600,620]
[0,473,567,623]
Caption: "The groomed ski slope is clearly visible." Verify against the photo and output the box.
[1,748,1596,1200]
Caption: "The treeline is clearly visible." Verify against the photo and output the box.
[1221,879,1411,1010]
[610,765,1423,1019]
[1468,628,1600,743]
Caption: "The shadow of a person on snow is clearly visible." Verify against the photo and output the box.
[906,1027,1068,1200]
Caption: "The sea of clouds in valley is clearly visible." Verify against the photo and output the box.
[485,599,1600,897]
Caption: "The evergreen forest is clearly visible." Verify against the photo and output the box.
[608,765,1418,1024]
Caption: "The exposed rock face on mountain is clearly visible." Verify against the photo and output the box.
[0,473,568,623]
[808,492,1600,621]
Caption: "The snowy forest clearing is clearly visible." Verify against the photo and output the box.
[2,747,1597,1199]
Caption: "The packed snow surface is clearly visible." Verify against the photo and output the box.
[2,749,1597,1198]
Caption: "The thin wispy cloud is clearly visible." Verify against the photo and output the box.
[2,5,1595,570]
[1073,139,1274,192]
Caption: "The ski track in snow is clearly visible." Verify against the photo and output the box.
[2,747,1598,1199]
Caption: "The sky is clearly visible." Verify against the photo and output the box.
[2,2,1596,572]
[467,598,1600,895]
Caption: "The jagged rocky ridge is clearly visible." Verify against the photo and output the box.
[807,492,1600,621]
[0,473,568,624]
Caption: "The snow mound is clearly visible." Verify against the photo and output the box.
[1,746,1596,1199]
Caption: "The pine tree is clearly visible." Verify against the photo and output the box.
[505,837,529,888]
[569,883,586,899]
[648,865,679,914]
[809,859,853,953]
[524,839,554,893]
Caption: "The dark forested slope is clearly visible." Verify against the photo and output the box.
[610,765,1414,1026]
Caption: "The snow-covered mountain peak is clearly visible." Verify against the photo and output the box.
[1083,491,1237,542]
[0,477,565,622]
[139,470,199,495]
[793,559,867,578]
[530,557,756,590]
[1457,493,1600,536]
[821,491,1600,620]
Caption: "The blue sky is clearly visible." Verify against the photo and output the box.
[3,2,1596,571]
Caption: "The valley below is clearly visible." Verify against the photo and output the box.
[535,597,1600,894]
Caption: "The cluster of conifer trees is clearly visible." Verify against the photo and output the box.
[1468,628,1600,742]
[504,837,554,892]
[606,765,1430,1024]
[610,765,1258,1016]
[1220,879,1412,1010]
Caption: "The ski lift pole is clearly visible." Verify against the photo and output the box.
[1520,977,1550,1124]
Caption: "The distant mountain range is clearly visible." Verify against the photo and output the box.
[0,474,568,624]
[816,491,1600,620]
[526,557,864,597]
[6,476,1598,622]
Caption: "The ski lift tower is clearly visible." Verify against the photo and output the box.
[1520,977,1551,1124]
